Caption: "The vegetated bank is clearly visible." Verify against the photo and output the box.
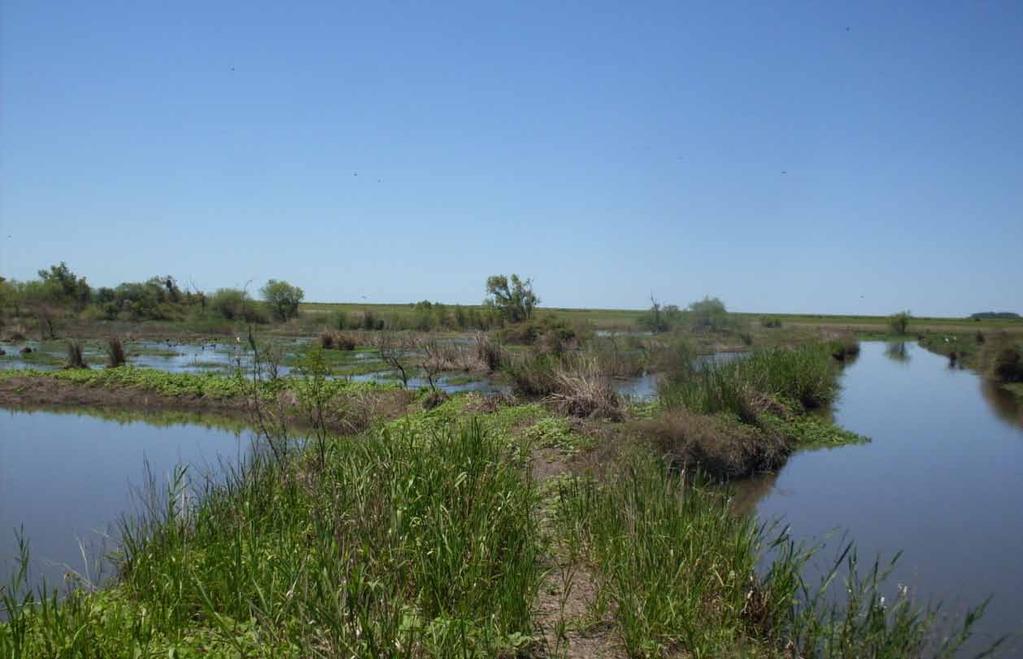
[1,336,995,657]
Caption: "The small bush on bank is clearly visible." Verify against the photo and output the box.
[827,333,861,362]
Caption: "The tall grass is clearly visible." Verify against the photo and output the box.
[660,344,839,421]
[555,453,991,657]
[1,420,542,656]
[105,336,126,368]
[64,340,88,369]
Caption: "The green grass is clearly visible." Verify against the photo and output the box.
[0,364,392,402]
[660,344,840,420]
[554,452,985,658]
[1,419,543,657]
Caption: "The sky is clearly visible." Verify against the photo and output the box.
[1,1,1021,316]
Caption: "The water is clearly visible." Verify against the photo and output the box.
[738,342,1023,654]
[0,409,247,593]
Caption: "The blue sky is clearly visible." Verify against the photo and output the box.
[2,1,1021,315]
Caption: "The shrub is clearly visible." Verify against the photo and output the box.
[474,332,503,372]
[687,296,730,332]
[888,310,911,335]
[209,288,263,322]
[261,279,304,322]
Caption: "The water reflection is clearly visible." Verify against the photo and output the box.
[883,341,910,363]
[980,379,1023,428]
[736,341,1023,653]
[0,409,248,595]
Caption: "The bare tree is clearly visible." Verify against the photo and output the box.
[374,332,413,388]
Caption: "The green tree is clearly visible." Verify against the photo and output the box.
[484,274,539,323]
[261,279,304,321]
[37,262,91,310]
[888,310,912,335]
[687,296,729,331]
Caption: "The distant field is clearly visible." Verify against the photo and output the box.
[302,301,1023,333]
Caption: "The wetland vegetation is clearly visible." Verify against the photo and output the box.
[1,268,1019,656]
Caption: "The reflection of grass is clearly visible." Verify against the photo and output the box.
[16,404,249,434]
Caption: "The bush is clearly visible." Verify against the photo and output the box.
[888,310,911,335]
[687,296,730,332]
[261,279,304,322]
[209,288,265,323]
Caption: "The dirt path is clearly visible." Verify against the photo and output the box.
[531,447,623,658]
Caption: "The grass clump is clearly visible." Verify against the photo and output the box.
[105,336,127,368]
[64,340,88,369]
[661,344,839,420]
[827,333,861,362]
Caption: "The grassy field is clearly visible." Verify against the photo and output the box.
[302,300,1023,333]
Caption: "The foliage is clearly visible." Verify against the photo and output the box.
[209,288,265,323]
[637,296,682,333]
[687,296,730,331]
[553,453,975,657]
[484,274,538,323]
[888,310,912,336]
[260,279,304,322]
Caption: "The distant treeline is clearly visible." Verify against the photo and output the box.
[0,264,539,336]
[970,311,1021,320]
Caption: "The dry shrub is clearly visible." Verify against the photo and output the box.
[642,408,788,480]
[65,340,88,369]
[474,332,504,372]
[320,331,357,351]
[106,336,127,368]
[548,359,624,421]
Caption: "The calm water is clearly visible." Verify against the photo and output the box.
[0,410,247,593]
[740,342,1023,654]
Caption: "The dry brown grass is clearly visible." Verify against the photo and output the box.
[548,358,624,421]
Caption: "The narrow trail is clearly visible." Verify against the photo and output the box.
[531,447,623,658]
